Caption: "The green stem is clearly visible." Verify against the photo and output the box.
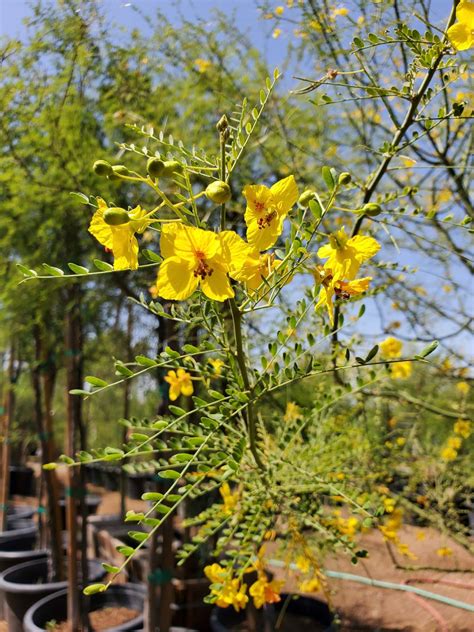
[229,298,265,471]
[220,132,226,230]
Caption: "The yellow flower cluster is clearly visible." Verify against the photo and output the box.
[165,368,193,401]
[315,228,380,324]
[219,482,239,514]
[379,336,412,380]
[379,508,417,560]
[89,177,298,302]
[440,419,471,461]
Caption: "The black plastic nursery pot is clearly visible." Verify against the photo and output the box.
[0,556,106,632]
[126,472,148,500]
[7,504,36,521]
[211,594,335,632]
[104,465,121,491]
[0,519,37,552]
[23,584,146,632]
[9,465,36,497]
[0,550,48,619]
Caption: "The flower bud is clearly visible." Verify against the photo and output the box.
[298,190,317,208]
[361,202,382,217]
[147,157,165,178]
[205,180,231,204]
[338,172,351,186]
[93,160,113,177]
[112,165,131,176]
[103,207,130,226]
[161,160,182,178]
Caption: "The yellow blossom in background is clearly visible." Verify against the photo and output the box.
[440,446,457,462]
[332,6,349,17]
[299,577,321,592]
[441,358,453,372]
[383,497,396,513]
[447,1,474,50]
[388,417,398,429]
[416,531,426,541]
[317,228,380,281]
[357,15,365,25]
[194,58,212,73]
[295,555,310,573]
[287,0,294,7]
[165,368,194,401]
[442,284,453,293]
[249,576,283,608]
[219,482,239,514]
[204,563,228,584]
[396,437,406,447]
[380,336,403,358]
[209,358,225,377]
[89,198,152,270]
[456,381,470,395]
[453,419,471,438]
[272,28,282,38]
[447,436,462,450]
[390,361,412,380]
[284,401,303,423]
[274,5,284,16]
[156,224,246,302]
[243,176,298,251]
[436,546,453,557]
[204,564,248,611]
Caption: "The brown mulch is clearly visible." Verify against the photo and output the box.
[49,606,140,631]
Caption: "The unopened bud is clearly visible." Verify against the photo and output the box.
[103,207,130,226]
[338,172,351,186]
[161,160,182,178]
[361,202,382,217]
[112,165,131,176]
[298,190,317,208]
[205,180,231,204]
[147,157,165,178]
[93,160,113,177]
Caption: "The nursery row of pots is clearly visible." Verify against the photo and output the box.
[85,463,170,500]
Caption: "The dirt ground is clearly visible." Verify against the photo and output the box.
[2,482,473,631]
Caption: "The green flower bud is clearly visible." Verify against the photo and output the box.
[298,190,317,208]
[103,207,130,226]
[93,160,113,177]
[43,462,57,470]
[205,180,231,204]
[147,157,165,178]
[361,202,382,217]
[161,160,182,178]
[112,165,131,176]
[338,172,351,186]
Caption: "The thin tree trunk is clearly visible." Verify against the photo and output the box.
[0,342,15,532]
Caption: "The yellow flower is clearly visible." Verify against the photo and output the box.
[380,336,403,358]
[318,228,380,281]
[456,381,470,395]
[284,401,302,423]
[383,497,396,513]
[453,419,471,439]
[195,58,212,73]
[155,224,246,302]
[390,361,412,380]
[436,546,453,557]
[416,531,426,541]
[315,270,372,325]
[204,563,228,584]
[333,7,349,17]
[447,1,474,50]
[275,5,284,16]
[88,198,152,270]
[295,555,310,573]
[249,576,283,609]
[447,436,462,450]
[396,437,406,447]
[243,176,298,251]
[299,577,321,592]
[219,483,239,514]
[233,251,282,295]
[164,368,193,401]
[440,446,458,462]
[209,358,225,377]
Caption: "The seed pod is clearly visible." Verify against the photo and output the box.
[338,172,351,186]
[205,180,231,204]
[361,202,382,217]
[161,160,182,178]
[93,160,113,177]
[298,190,317,208]
[147,157,165,178]
[112,165,131,176]
[103,207,130,226]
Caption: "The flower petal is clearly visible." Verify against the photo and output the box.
[447,21,473,50]
[270,175,298,215]
[174,225,220,260]
[155,256,198,300]
[247,214,284,251]
[348,235,381,263]
[220,230,252,276]
[160,222,182,258]
[200,263,234,301]
[112,230,139,270]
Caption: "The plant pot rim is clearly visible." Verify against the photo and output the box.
[0,548,48,561]
[23,585,146,632]
[0,557,105,594]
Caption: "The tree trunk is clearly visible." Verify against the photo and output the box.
[0,342,15,533]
